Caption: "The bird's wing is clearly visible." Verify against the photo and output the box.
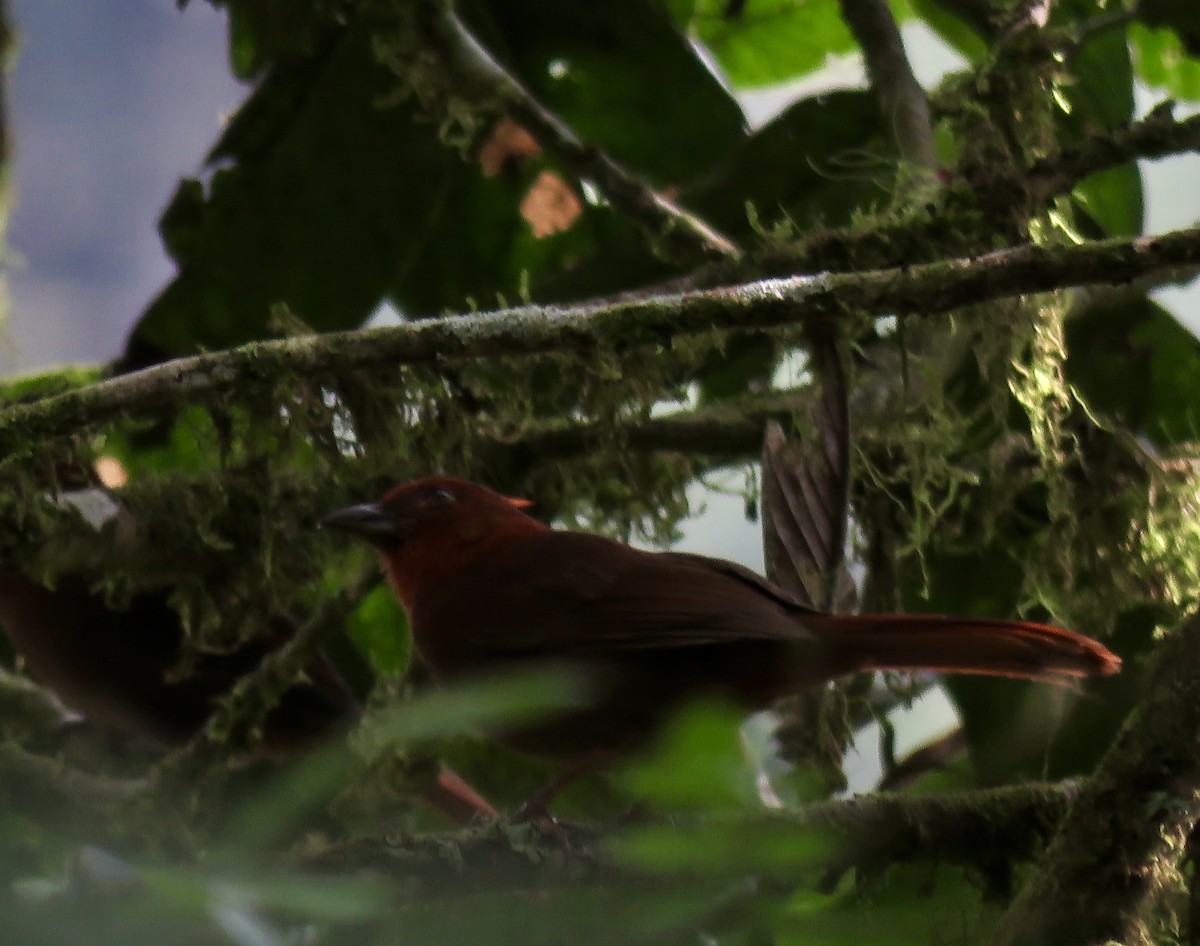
[423,531,819,657]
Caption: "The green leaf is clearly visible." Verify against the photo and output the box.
[615,700,755,809]
[1072,163,1143,237]
[687,89,888,236]
[388,884,723,946]
[344,583,411,677]
[481,0,745,182]
[365,666,591,747]
[909,0,988,62]
[121,19,462,365]
[1067,295,1200,446]
[1131,22,1200,100]
[780,866,992,945]
[673,0,862,88]
[1061,28,1143,237]
[610,818,836,877]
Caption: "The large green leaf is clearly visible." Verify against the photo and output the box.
[672,0,862,88]
[120,17,462,366]
[1067,296,1200,447]
[896,542,1135,786]
[123,1,747,366]
[1131,22,1200,100]
[1060,27,1143,236]
[479,0,746,183]
[687,89,888,235]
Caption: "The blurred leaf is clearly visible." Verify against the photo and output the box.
[389,883,725,946]
[673,0,862,88]
[213,746,358,852]
[780,865,993,945]
[365,666,590,748]
[610,818,836,877]
[1067,295,1200,447]
[1138,0,1200,58]
[147,864,388,921]
[1131,22,1200,100]
[1072,163,1142,237]
[615,700,755,809]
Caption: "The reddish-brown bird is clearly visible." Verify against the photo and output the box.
[323,476,1121,767]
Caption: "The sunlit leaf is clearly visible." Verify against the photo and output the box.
[673,0,862,88]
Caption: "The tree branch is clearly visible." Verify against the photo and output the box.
[1029,102,1200,203]
[155,573,375,785]
[0,743,148,841]
[4,226,1199,452]
[422,6,741,262]
[993,611,1200,945]
[838,0,939,174]
[295,781,1078,893]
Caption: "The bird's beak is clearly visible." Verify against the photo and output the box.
[320,503,397,544]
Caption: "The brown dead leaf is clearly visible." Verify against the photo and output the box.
[520,170,582,238]
[478,118,541,177]
[93,455,128,489]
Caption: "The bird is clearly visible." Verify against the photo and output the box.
[322,476,1121,788]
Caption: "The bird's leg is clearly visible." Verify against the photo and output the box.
[512,757,597,823]
[422,768,499,824]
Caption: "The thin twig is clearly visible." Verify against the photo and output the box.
[426,7,741,262]
[155,572,377,785]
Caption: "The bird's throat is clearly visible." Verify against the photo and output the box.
[379,513,547,612]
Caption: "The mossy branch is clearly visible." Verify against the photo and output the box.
[0,743,149,841]
[4,226,1200,454]
[296,782,1078,893]
[154,573,376,786]
[1029,103,1200,204]
[993,611,1200,946]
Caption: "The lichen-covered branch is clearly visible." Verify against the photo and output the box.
[992,611,1200,946]
[421,6,740,262]
[4,226,1200,454]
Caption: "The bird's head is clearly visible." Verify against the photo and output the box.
[321,477,540,606]
[321,477,535,550]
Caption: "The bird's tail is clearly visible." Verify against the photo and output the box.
[802,613,1121,683]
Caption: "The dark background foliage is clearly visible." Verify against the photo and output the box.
[1,0,1200,943]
